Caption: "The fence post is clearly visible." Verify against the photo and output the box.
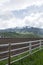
[39,40,42,50]
[29,42,32,54]
[8,43,11,65]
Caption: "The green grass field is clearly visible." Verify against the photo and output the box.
[0,32,41,38]
[0,47,43,65]
[11,49,43,65]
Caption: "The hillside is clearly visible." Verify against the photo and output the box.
[0,27,43,34]
[0,32,41,38]
[0,26,43,38]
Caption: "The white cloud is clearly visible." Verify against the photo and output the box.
[0,0,9,6]
[0,17,25,29]
[0,11,13,20]
[0,0,43,11]
[0,12,43,29]
[0,0,8,3]
[24,12,43,28]
[0,0,43,29]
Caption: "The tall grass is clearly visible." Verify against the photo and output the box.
[11,50,43,65]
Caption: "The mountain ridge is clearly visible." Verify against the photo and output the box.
[0,26,43,35]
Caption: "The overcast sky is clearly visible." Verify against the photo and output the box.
[0,0,43,29]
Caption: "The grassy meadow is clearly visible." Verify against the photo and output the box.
[11,49,43,65]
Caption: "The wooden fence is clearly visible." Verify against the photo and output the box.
[0,40,43,65]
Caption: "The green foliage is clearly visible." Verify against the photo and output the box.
[11,50,43,65]
[0,32,41,38]
[0,49,43,65]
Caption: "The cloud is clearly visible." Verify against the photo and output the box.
[0,0,43,11]
[0,12,43,29]
[0,0,9,6]
[0,11,13,20]
[12,5,43,19]
[24,12,43,28]
[0,0,43,29]
[0,5,43,20]
[0,17,25,29]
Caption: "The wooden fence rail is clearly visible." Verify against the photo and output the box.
[0,40,43,65]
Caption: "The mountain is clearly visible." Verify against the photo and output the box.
[0,26,43,35]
